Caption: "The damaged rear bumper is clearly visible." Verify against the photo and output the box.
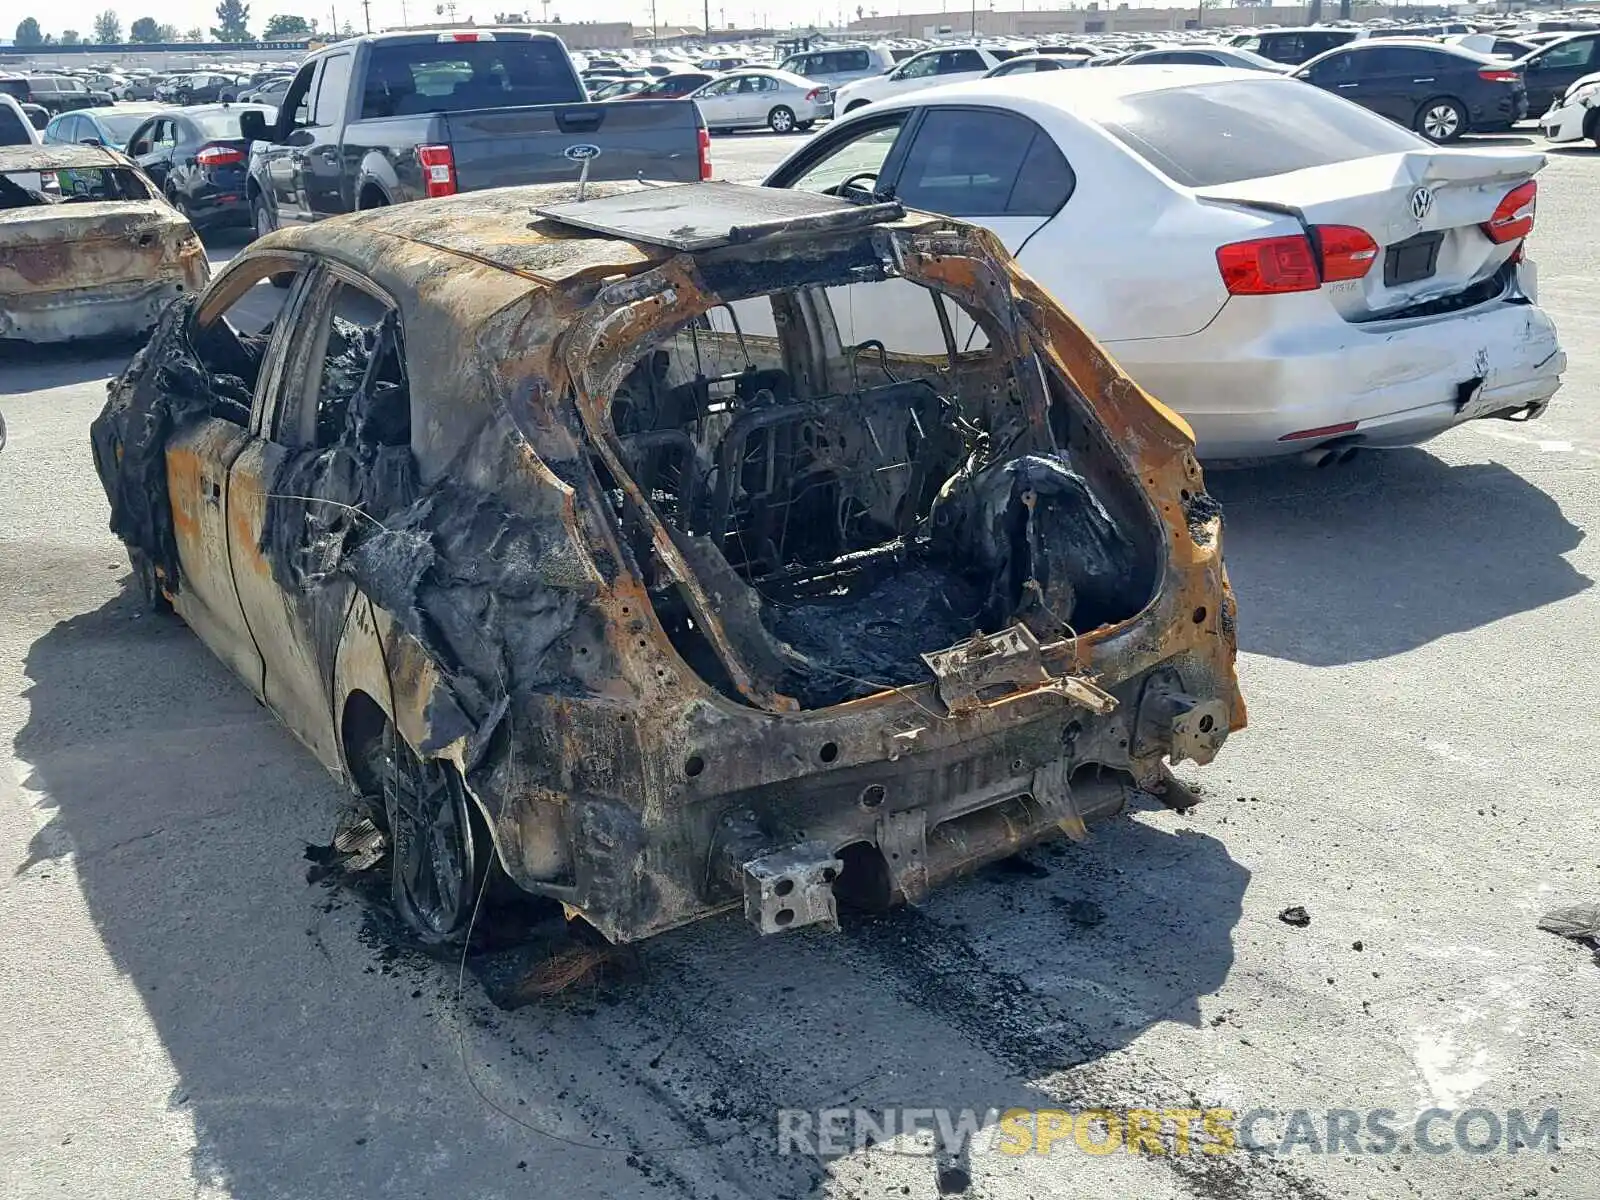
[0,277,195,343]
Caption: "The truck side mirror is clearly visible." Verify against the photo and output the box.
[239,108,269,142]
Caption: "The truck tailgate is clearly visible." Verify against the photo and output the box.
[442,100,704,190]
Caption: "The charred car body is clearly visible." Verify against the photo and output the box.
[90,182,1244,946]
[0,144,209,344]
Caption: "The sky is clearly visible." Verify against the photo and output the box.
[9,0,910,41]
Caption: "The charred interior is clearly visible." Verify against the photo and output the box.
[586,266,1162,709]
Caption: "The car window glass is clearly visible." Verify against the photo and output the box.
[302,283,410,449]
[289,61,318,125]
[843,49,868,70]
[701,78,735,96]
[151,120,176,151]
[1234,35,1262,52]
[0,105,34,145]
[895,108,1070,217]
[310,52,352,125]
[1089,77,1424,187]
[943,50,987,73]
[895,54,939,79]
[1537,39,1593,69]
[1307,52,1357,80]
[1376,47,1448,72]
[362,38,580,117]
[786,117,907,193]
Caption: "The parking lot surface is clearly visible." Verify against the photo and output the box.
[1,129,1596,1200]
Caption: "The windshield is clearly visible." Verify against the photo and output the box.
[190,107,273,138]
[1086,78,1425,187]
[361,38,583,116]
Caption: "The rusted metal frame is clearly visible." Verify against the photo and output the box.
[558,254,797,713]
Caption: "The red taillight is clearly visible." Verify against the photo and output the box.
[437,31,493,41]
[195,143,243,166]
[1478,68,1519,83]
[1313,224,1379,282]
[698,127,712,181]
[1216,235,1320,295]
[805,86,823,101]
[417,144,457,198]
[1483,179,1536,244]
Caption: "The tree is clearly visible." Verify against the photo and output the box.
[93,9,122,41]
[262,12,311,36]
[14,17,44,44]
[184,25,203,39]
[61,28,82,43]
[211,0,250,41]
[129,15,160,40]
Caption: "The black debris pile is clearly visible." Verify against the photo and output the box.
[90,296,268,591]
[930,453,1144,636]
[1278,905,1311,928]
[765,564,984,707]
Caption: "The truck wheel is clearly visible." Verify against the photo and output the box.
[768,105,797,133]
[381,724,493,945]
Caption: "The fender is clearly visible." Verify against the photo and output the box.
[354,150,401,209]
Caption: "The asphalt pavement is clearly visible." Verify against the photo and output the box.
[1,128,1597,1200]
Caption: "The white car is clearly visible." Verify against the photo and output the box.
[763,67,1564,461]
[1540,70,1600,144]
[0,94,44,193]
[691,69,832,133]
[831,46,1002,114]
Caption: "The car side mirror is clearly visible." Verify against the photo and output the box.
[286,127,315,147]
[239,108,270,142]
[80,136,102,145]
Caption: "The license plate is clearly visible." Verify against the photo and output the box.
[1384,231,1443,288]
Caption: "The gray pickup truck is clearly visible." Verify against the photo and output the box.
[242,30,709,236]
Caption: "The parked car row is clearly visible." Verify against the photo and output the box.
[760,66,1563,462]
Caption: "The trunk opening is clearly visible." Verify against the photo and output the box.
[579,254,1162,711]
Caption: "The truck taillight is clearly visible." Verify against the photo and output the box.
[438,30,493,40]
[1313,224,1379,282]
[417,144,457,198]
[1483,179,1536,244]
[1215,235,1320,295]
[698,127,712,180]
[196,143,244,166]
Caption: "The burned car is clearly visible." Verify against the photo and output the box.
[0,144,208,344]
[90,182,1244,947]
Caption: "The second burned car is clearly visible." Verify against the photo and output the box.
[91,182,1244,947]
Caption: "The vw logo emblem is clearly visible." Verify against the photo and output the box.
[1410,186,1434,221]
[564,144,603,162]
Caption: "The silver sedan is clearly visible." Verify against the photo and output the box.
[690,69,833,134]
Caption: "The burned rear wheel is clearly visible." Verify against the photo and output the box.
[381,726,491,944]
